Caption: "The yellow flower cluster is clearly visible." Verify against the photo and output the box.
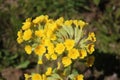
[24,67,52,80]
[17,15,96,80]
[25,73,47,80]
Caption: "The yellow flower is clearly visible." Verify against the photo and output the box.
[17,30,23,44]
[32,15,44,24]
[68,48,79,59]
[57,62,61,70]
[25,45,32,54]
[44,15,49,22]
[62,57,72,67]
[55,17,64,26]
[35,30,44,37]
[42,39,51,46]
[38,60,43,64]
[73,20,79,27]
[33,15,48,24]
[76,74,84,80]
[87,32,96,42]
[55,43,65,55]
[64,20,72,26]
[17,38,23,44]
[17,30,23,37]
[46,22,57,31]
[45,67,52,76]
[34,45,46,56]
[87,44,95,54]
[25,18,32,22]
[79,49,87,59]
[23,29,32,41]
[47,47,54,54]
[32,74,42,80]
[45,53,51,60]
[24,74,30,80]
[51,53,57,60]
[42,74,47,80]
[78,20,85,28]
[64,39,75,50]
[46,29,53,38]
[22,22,31,30]
[47,43,54,54]
[50,34,57,41]
[86,56,95,67]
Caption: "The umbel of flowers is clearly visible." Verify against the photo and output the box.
[17,15,96,80]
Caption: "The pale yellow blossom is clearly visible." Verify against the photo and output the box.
[79,49,87,59]
[62,57,72,67]
[32,74,42,80]
[68,48,79,59]
[34,45,46,55]
[23,29,32,41]
[25,45,32,54]
[64,39,75,50]
[45,67,52,76]
[55,43,65,55]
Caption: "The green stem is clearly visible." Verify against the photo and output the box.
[36,64,40,73]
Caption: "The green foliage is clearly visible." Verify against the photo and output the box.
[0,49,30,71]
[93,0,120,54]
[16,60,30,69]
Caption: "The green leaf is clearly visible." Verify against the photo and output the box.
[52,73,62,79]
[9,54,18,60]
[62,26,72,37]
[68,74,75,79]
[72,69,78,75]
[47,77,55,80]
[68,69,78,79]
[48,73,62,80]
[75,28,82,43]
[59,28,68,38]
[64,66,71,75]
[65,26,74,38]
[16,60,30,69]
[67,26,73,36]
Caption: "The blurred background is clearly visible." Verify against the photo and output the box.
[0,0,120,80]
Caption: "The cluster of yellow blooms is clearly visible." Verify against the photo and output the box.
[17,15,96,80]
